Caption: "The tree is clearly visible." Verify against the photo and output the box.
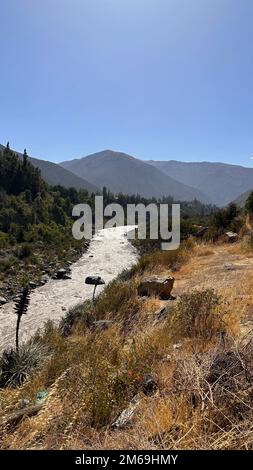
[246,191,253,214]
[23,148,28,168]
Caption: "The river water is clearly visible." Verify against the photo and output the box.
[0,226,138,352]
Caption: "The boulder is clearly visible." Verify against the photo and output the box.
[29,281,37,289]
[41,274,50,284]
[137,276,175,300]
[56,268,67,279]
[63,274,72,280]
[224,231,239,243]
[0,296,7,305]
[85,276,105,286]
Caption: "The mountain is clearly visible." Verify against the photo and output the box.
[147,160,253,207]
[0,144,98,193]
[233,189,253,207]
[60,150,210,202]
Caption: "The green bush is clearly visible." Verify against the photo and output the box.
[0,232,8,249]
[15,242,32,259]
[0,341,49,388]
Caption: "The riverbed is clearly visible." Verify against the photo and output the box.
[0,226,138,352]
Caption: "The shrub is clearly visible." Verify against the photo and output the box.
[95,279,138,319]
[15,242,32,259]
[0,231,8,249]
[171,289,224,340]
[0,341,49,388]
[59,301,95,337]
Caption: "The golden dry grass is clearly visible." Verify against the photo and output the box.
[1,241,253,450]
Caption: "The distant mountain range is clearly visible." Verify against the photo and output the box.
[60,150,210,203]
[2,144,253,206]
[148,160,253,207]
[0,144,98,193]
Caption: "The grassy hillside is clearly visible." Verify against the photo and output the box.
[1,239,253,449]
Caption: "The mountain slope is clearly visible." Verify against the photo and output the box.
[60,150,210,202]
[233,188,253,207]
[0,144,98,193]
[148,160,253,207]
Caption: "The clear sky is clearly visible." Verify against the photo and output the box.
[1,0,253,165]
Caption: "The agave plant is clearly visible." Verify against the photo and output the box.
[14,286,30,352]
[0,342,49,388]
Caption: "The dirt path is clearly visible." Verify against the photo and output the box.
[171,243,253,332]
[174,244,253,294]
[0,226,138,352]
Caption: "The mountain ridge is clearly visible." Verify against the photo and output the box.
[60,150,211,203]
[0,144,98,193]
[148,159,253,206]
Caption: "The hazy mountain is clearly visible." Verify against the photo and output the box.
[0,144,98,193]
[60,150,210,202]
[148,160,253,206]
[233,189,253,207]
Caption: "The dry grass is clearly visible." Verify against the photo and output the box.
[1,241,253,450]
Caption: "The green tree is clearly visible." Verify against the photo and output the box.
[246,191,253,214]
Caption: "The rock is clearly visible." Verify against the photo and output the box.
[141,373,158,396]
[224,231,239,243]
[111,394,140,429]
[63,274,72,280]
[85,276,105,286]
[41,274,50,284]
[89,255,94,258]
[0,296,7,305]
[56,268,67,279]
[29,281,37,289]
[137,276,175,300]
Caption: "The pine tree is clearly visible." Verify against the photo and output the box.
[23,148,28,168]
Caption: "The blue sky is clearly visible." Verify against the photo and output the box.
[1,0,253,165]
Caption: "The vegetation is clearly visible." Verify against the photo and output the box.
[1,144,253,450]
[14,287,31,352]
[0,342,49,388]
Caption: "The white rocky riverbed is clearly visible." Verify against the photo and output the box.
[0,226,138,352]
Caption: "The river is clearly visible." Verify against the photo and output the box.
[0,226,138,352]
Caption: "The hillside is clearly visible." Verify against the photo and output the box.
[0,144,98,193]
[233,189,253,207]
[1,240,253,450]
[148,160,253,207]
[60,150,210,203]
